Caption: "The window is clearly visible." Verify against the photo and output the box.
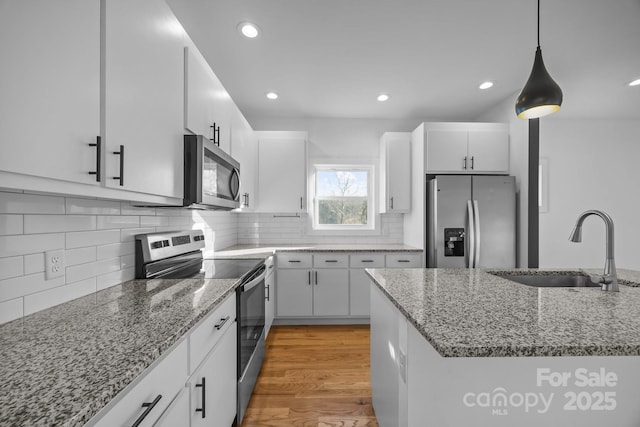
[312,165,374,230]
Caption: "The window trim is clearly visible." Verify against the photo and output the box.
[310,163,376,232]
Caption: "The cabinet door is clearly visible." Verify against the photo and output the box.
[190,323,237,427]
[349,269,372,316]
[154,387,189,427]
[103,0,184,198]
[265,269,275,336]
[210,74,233,154]
[426,130,468,173]
[276,269,312,317]
[230,106,256,209]
[257,133,307,212]
[0,0,100,185]
[313,269,349,316]
[467,130,509,174]
[381,133,411,213]
[185,46,216,140]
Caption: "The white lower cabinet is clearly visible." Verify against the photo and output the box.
[154,388,189,427]
[265,257,276,336]
[313,269,349,316]
[276,269,313,317]
[349,254,385,316]
[92,339,188,427]
[189,322,237,427]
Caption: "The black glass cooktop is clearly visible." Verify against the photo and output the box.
[201,258,262,279]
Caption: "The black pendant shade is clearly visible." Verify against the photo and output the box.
[515,46,563,119]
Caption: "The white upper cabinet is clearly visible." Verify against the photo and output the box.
[0,0,100,185]
[256,131,307,213]
[426,125,509,174]
[184,45,233,154]
[380,132,411,213]
[103,0,185,198]
[230,107,256,210]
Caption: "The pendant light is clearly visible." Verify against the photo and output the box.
[515,0,563,119]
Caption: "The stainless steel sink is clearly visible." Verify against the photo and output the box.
[492,272,601,288]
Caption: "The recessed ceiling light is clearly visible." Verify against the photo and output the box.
[629,78,640,87]
[266,92,278,100]
[479,81,494,90]
[377,94,389,102]
[238,22,260,38]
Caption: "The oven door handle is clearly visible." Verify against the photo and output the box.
[240,267,266,292]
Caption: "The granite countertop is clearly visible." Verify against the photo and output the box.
[213,243,422,259]
[0,276,240,427]
[366,267,640,358]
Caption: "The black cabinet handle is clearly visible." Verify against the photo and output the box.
[324,260,338,263]
[463,156,467,170]
[288,260,301,263]
[216,125,220,147]
[470,156,475,170]
[265,284,270,301]
[308,271,311,285]
[214,316,230,330]
[112,145,124,186]
[131,394,162,427]
[300,197,303,210]
[315,271,318,285]
[397,259,411,263]
[88,136,101,182]
[361,260,374,263]
[390,197,394,210]
[195,377,206,419]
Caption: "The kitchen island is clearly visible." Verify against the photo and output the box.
[366,267,640,427]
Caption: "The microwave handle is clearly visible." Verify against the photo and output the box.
[230,167,241,201]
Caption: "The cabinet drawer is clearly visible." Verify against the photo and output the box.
[277,253,312,269]
[93,339,188,427]
[189,293,236,374]
[350,254,385,268]
[386,253,422,268]
[314,254,349,268]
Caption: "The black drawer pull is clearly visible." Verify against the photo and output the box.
[214,316,230,330]
[288,260,301,263]
[361,260,374,263]
[324,260,338,263]
[131,394,161,427]
[88,136,101,182]
[397,259,411,263]
[112,145,124,186]
[265,284,270,301]
[195,377,206,418]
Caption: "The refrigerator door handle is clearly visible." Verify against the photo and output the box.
[467,200,475,268]
[473,200,481,267]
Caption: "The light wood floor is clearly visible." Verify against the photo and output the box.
[240,325,379,427]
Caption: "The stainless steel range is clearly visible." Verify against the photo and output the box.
[134,230,266,425]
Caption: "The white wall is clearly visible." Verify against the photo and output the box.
[0,190,238,324]
[474,93,529,267]
[539,118,640,270]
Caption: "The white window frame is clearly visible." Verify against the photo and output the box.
[310,163,376,232]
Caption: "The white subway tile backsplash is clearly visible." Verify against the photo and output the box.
[0,214,23,235]
[140,216,169,227]
[65,257,120,284]
[0,298,23,324]
[120,254,135,270]
[24,278,96,316]
[168,216,192,226]
[0,257,23,280]
[23,253,45,275]
[24,214,96,234]
[120,227,155,242]
[65,247,97,267]
[121,202,155,216]
[0,273,65,302]
[0,192,65,214]
[66,229,121,249]
[97,215,140,230]
[65,197,121,215]
[97,268,134,291]
[97,242,135,260]
[0,233,65,258]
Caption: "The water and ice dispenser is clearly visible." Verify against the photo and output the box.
[444,228,464,257]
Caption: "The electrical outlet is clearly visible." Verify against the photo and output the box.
[45,249,65,280]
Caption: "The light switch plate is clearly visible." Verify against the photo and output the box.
[45,250,65,280]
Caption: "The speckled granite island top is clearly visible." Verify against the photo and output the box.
[0,276,240,427]
[366,268,640,358]
[213,243,421,258]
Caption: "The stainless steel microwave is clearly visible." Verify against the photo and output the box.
[183,134,240,210]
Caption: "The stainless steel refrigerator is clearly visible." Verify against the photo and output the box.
[426,175,516,268]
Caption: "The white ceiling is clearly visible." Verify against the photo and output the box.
[166,0,640,124]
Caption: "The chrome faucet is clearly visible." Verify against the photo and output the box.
[568,210,619,292]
